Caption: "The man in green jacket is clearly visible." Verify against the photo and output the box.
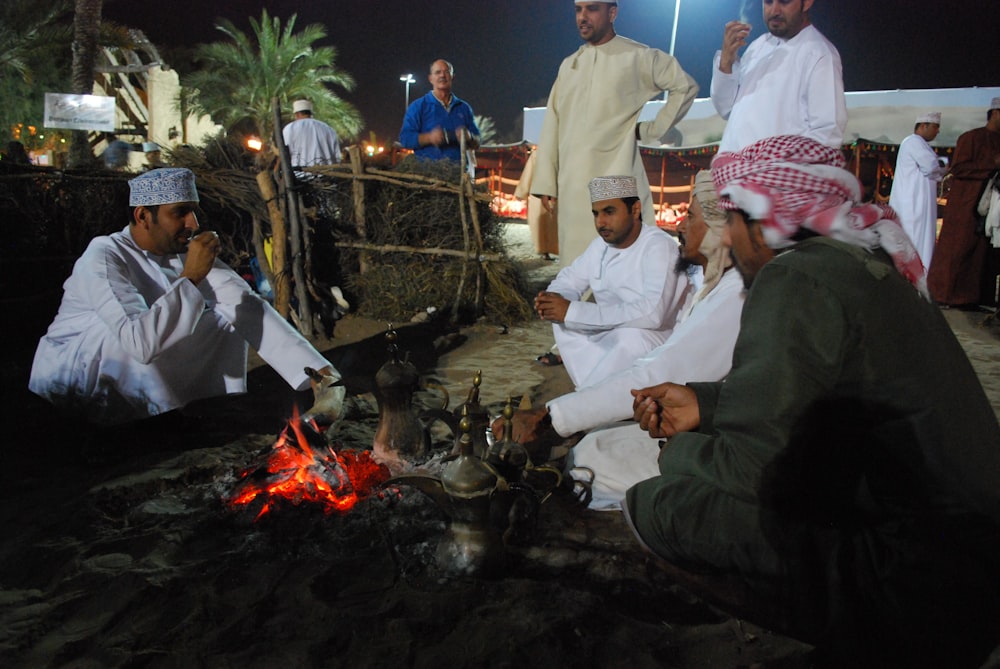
[624,135,1000,667]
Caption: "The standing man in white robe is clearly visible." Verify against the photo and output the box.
[532,0,698,266]
[711,0,846,153]
[29,168,340,426]
[889,112,947,268]
[506,172,744,509]
[534,175,690,391]
[282,99,342,167]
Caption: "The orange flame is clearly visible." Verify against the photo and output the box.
[228,410,390,520]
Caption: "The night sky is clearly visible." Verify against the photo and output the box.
[103,0,1000,144]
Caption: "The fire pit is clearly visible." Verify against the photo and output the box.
[227,410,390,519]
[223,326,567,578]
[0,319,814,667]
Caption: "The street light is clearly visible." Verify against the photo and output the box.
[400,73,416,110]
[664,0,681,101]
[669,0,681,57]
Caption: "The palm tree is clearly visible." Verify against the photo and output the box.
[185,10,362,144]
[0,0,72,146]
[67,0,102,167]
[0,0,69,82]
[474,115,498,145]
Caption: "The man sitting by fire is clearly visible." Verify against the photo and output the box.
[504,171,744,508]
[534,175,690,389]
[29,167,343,427]
[626,136,1000,666]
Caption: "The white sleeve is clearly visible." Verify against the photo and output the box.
[563,236,678,331]
[548,271,744,435]
[203,264,334,391]
[710,50,740,120]
[801,50,847,148]
[88,242,208,364]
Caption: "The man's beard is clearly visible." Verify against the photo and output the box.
[674,253,696,274]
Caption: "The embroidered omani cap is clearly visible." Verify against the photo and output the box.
[293,99,313,113]
[916,112,941,124]
[128,168,199,206]
[589,175,638,202]
[991,97,1000,111]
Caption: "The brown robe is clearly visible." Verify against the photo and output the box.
[927,125,1000,305]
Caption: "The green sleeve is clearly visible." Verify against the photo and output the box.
[656,260,851,502]
[688,382,722,434]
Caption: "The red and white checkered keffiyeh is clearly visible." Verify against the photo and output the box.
[711,135,929,299]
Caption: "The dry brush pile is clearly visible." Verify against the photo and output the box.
[0,147,533,329]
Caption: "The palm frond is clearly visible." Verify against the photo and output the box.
[184,9,363,141]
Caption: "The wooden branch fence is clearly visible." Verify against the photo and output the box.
[257,98,500,337]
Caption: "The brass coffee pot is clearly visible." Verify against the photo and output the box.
[372,326,430,469]
[385,406,505,576]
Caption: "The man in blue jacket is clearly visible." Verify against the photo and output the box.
[399,59,479,162]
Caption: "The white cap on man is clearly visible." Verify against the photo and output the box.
[916,112,941,125]
[128,168,199,206]
[589,175,638,202]
[292,99,313,113]
[142,141,160,152]
[991,97,1000,112]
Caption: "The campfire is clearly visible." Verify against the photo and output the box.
[227,410,390,520]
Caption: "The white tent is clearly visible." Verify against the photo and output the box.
[523,86,1000,149]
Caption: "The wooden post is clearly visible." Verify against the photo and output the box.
[347,145,368,274]
[464,172,485,316]
[453,133,472,322]
[255,170,290,317]
[271,97,314,337]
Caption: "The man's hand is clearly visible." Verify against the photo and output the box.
[180,231,220,285]
[719,20,751,73]
[539,195,557,214]
[420,127,446,147]
[491,407,561,457]
[631,382,700,439]
[534,290,570,323]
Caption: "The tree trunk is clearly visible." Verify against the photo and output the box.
[347,145,368,274]
[256,170,291,317]
[68,0,103,169]
[271,97,314,337]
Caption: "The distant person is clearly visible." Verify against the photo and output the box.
[711,0,846,153]
[532,0,698,266]
[3,140,31,165]
[142,141,163,168]
[503,171,745,509]
[626,136,1000,667]
[102,133,131,170]
[282,99,342,168]
[533,175,690,390]
[928,97,1000,308]
[29,168,342,426]
[889,112,947,268]
[399,59,480,163]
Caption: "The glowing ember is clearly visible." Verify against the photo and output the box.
[228,411,390,520]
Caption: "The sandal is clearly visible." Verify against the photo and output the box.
[535,352,563,366]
